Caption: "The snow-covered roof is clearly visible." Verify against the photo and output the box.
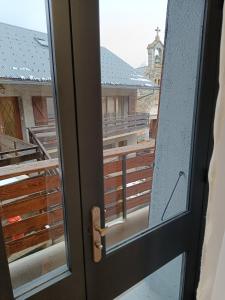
[135,66,147,77]
[101,47,153,88]
[0,22,154,89]
[0,23,50,82]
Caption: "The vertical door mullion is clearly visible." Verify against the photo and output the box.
[45,1,86,297]
[69,2,104,299]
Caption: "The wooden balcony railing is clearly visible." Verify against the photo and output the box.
[0,143,154,260]
[28,113,150,153]
[103,113,150,138]
[0,159,63,260]
[28,127,56,160]
[0,134,41,167]
[0,134,34,152]
[103,143,154,221]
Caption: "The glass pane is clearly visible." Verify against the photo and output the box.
[100,0,168,248]
[100,0,205,249]
[115,254,185,300]
[0,0,67,293]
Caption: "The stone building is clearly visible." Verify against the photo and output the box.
[146,27,164,85]
[136,27,164,139]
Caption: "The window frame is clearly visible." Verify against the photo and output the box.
[68,0,223,299]
[0,1,86,299]
[182,0,224,297]
[0,0,223,299]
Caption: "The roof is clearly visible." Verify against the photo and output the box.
[0,22,154,89]
[147,37,164,49]
[135,66,147,77]
[0,23,51,82]
[100,47,153,88]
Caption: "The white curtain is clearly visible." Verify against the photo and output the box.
[197,4,225,300]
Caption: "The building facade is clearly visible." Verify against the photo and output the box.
[0,23,154,153]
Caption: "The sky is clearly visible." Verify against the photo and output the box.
[0,0,168,68]
[100,0,168,67]
[0,0,47,32]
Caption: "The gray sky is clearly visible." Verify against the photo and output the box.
[0,0,47,32]
[0,0,168,68]
[100,0,168,67]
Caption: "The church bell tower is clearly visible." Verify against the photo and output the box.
[146,27,164,85]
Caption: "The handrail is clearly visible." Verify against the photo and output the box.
[28,128,51,160]
[0,143,154,179]
[103,113,150,138]
[104,142,154,158]
[0,134,41,167]
[0,145,38,156]
[27,113,149,144]
[0,158,58,180]
[0,134,35,153]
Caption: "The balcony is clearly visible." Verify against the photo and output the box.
[0,134,41,167]
[103,112,150,138]
[27,113,150,159]
[0,143,154,263]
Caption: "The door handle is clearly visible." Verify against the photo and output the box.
[91,206,124,263]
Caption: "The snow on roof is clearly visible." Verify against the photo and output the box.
[100,47,153,88]
[0,23,154,89]
[135,66,147,77]
[0,23,51,82]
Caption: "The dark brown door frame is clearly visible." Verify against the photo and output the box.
[0,1,86,299]
[0,0,223,299]
[69,0,223,299]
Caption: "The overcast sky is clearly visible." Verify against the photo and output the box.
[0,0,168,68]
[100,0,168,67]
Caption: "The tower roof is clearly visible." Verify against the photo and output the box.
[147,27,164,49]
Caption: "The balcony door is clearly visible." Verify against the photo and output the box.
[0,0,222,299]
[0,97,22,139]
[70,0,222,299]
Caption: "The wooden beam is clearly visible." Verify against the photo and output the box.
[0,158,59,180]
[0,152,41,167]
[104,142,154,158]
[105,193,150,218]
[104,180,152,205]
[5,223,64,256]
[1,191,61,219]
[0,175,60,201]
[3,207,63,239]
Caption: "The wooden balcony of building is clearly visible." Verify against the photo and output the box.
[0,134,41,167]
[0,142,154,265]
[103,112,150,138]
[27,112,150,158]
